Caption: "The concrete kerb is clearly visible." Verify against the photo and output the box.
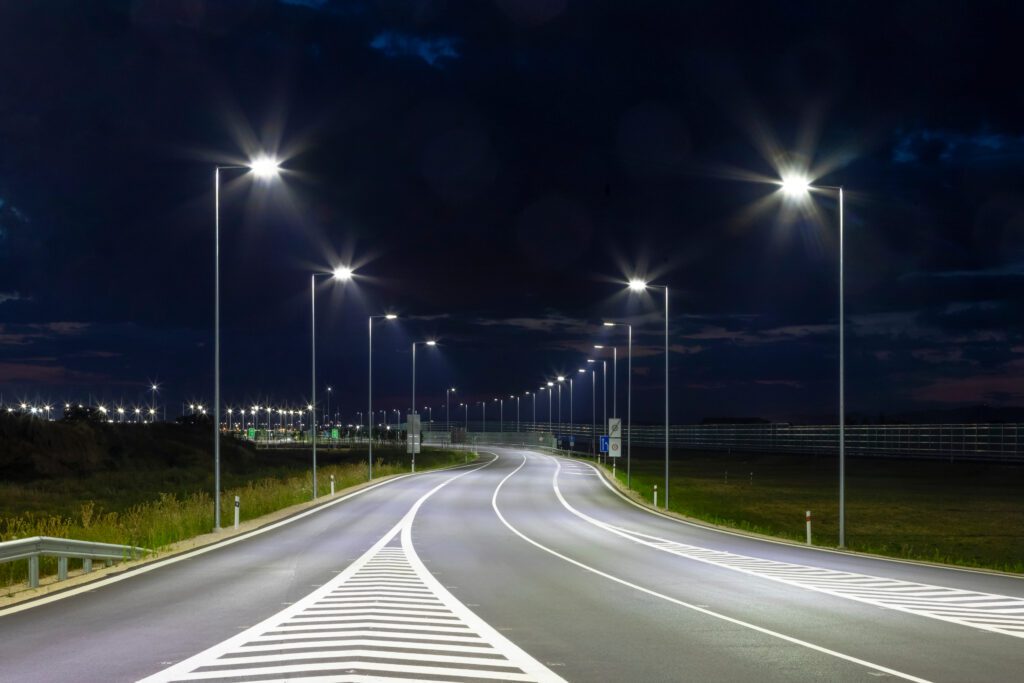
[0,451,482,609]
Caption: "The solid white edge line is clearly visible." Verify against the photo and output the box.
[544,454,1024,640]
[0,456,489,619]
[140,457,496,682]
[557,451,1024,582]
[402,463,566,683]
[489,450,933,683]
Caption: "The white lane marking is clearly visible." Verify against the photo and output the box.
[0,459,485,619]
[550,455,1024,640]
[142,457,564,683]
[564,453,1024,582]
[491,452,932,683]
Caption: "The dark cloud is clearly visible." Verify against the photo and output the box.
[1,1,1023,421]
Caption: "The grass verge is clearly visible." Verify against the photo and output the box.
[1,445,475,589]
[588,448,1024,574]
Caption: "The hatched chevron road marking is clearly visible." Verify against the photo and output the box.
[557,457,1024,640]
[144,462,563,683]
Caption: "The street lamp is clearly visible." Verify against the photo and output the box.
[569,376,575,451]
[513,394,519,432]
[326,386,332,428]
[604,321,633,486]
[213,154,282,530]
[495,398,503,433]
[479,400,487,432]
[777,174,847,547]
[546,382,554,434]
[446,387,456,435]
[579,367,593,455]
[368,313,398,480]
[594,345,618,418]
[150,383,159,423]
[627,277,670,510]
[411,340,438,417]
[308,266,354,500]
[556,376,565,445]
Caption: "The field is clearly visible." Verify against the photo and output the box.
[0,416,472,588]
[598,447,1024,573]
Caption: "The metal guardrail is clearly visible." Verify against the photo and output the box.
[0,536,150,588]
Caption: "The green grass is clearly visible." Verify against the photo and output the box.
[0,444,475,589]
[593,449,1024,574]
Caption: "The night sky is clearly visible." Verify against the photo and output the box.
[2,0,1024,424]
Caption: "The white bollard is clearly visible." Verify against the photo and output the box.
[805,510,812,545]
[653,484,658,508]
[612,461,616,478]
[234,495,240,529]
[330,475,335,496]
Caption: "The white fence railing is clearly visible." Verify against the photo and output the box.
[424,422,1024,462]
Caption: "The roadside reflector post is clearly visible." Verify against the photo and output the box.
[234,495,240,530]
[612,461,616,479]
[654,484,658,508]
[330,474,335,495]
[806,510,812,545]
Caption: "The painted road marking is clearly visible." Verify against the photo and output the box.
[490,452,931,683]
[142,458,563,683]
[551,456,1024,640]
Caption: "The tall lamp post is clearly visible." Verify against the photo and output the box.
[779,175,847,547]
[556,376,565,445]
[514,395,520,432]
[212,155,281,531]
[546,382,554,434]
[570,375,576,452]
[579,367,591,454]
[326,386,332,428]
[627,278,669,510]
[604,321,633,486]
[586,360,597,455]
[309,266,353,499]
[411,340,438,417]
[150,384,159,424]
[446,388,455,436]
[368,313,398,480]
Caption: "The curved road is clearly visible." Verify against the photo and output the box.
[1,447,1022,682]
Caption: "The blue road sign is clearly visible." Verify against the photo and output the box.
[600,435,609,453]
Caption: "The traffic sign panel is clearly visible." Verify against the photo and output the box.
[599,435,609,453]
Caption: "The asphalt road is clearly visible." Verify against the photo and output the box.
[2,447,1022,682]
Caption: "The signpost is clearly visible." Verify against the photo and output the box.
[608,418,621,458]
[331,428,339,440]
[599,435,609,453]
[247,427,256,440]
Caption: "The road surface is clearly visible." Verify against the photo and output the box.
[1,447,1022,682]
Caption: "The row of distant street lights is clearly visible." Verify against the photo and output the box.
[210,155,848,546]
